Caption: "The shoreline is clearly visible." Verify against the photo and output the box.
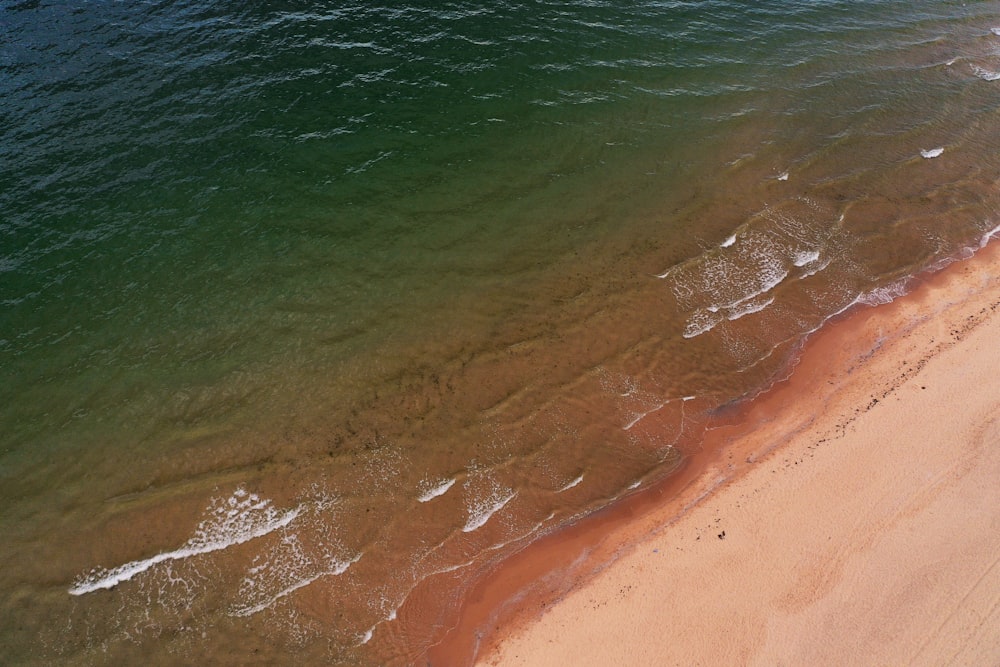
[428,238,1000,665]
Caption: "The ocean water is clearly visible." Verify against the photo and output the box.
[3,0,1000,664]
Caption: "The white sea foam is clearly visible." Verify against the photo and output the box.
[720,234,737,248]
[229,554,360,618]
[798,255,832,279]
[979,221,1000,247]
[740,266,789,304]
[727,295,775,321]
[920,147,944,159]
[991,27,1000,36]
[792,250,820,267]
[837,220,1000,314]
[682,264,788,338]
[682,309,723,339]
[971,65,1000,81]
[69,488,301,596]
[623,415,643,430]
[228,509,362,618]
[417,478,456,502]
[857,279,910,307]
[706,264,789,313]
[463,489,517,533]
[557,475,584,493]
[777,171,789,181]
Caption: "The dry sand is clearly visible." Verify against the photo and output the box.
[475,241,1000,666]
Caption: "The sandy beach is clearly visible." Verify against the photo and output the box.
[467,240,1000,666]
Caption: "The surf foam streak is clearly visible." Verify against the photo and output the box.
[708,266,789,314]
[921,147,944,159]
[799,255,832,279]
[793,250,820,267]
[682,309,723,339]
[229,553,361,618]
[69,489,301,596]
[971,64,1000,81]
[728,295,775,321]
[463,490,517,533]
[682,273,785,337]
[418,478,456,502]
[623,395,696,431]
[979,221,1000,247]
[557,475,584,493]
[679,234,793,338]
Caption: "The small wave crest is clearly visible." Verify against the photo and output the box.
[979,221,1000,248]
[463,489,517,533]
[971,64,1000,81]
[856,280,910,308]
[69,488,301,596]
[665,199,840,339]
[417,478,456,502]
[556,474,584,493]
[727,294,775,321]
[793,250,820,267]
[682,266,787,338]
[798,254,833,279]
[229,536,361,619]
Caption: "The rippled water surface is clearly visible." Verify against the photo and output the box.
[3,1,1000,664]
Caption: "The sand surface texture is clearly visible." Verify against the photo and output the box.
[479,243,1000,666]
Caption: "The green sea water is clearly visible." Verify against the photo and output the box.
[3,1,1000,664]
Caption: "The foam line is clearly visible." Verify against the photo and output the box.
[463,491,517,533]
[972,65,1000,81]
[979,221,1000,246]
[70,492,301,596]
[229,554,361,618]
[683,315,721,339]
[793,250,820,267]
[728,295,775,321]
[624,395,695,431]
[799,255,832,279]
[700,264,790,314]
[418,478,456,502]
[557,475,584,493]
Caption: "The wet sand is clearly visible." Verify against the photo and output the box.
[467,240,1000,666]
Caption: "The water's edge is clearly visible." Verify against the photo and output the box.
[427,234,1000,666]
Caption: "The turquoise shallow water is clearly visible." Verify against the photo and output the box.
[3,1,1000,664]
